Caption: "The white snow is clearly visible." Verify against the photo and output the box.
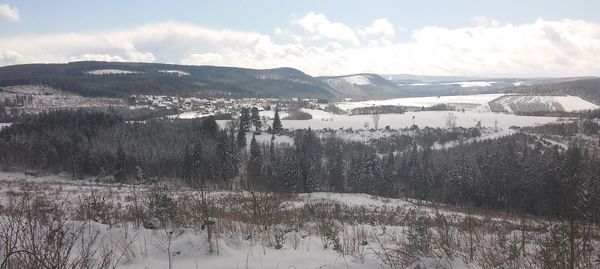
[408,83,431,86]
[336,94,504,111]
[218,110,559,131]
[86,69,142,75]
[490,95,599,113]
[159,70,191,76]
[340,75,372,85]
[0,123,11,130]
[553,95,599,111]
[442,81,495,87]
[169,111,214,119]
[338,94,599,113]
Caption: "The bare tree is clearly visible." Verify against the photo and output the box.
[445,112,457,129]
[372,113,381,130]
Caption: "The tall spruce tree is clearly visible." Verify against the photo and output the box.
[247,134,263,188]
[272,106,282,134]
[240,107,251,131]
[328,145,345,192]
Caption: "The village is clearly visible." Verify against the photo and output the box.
[128,94,327,115]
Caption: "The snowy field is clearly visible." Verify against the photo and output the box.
[219,109,559,131]
[337,94,598,113]
[336,94,504,111]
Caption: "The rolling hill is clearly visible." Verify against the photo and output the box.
[0,61,341,98]
[504,77,600,104]
[318,73,405,98]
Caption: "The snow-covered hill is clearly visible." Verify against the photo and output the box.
[320,73,403,97]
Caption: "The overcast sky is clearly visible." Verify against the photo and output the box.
[1,0,600,77]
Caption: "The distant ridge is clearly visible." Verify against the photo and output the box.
[0,61,340,98]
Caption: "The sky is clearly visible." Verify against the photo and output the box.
[1,0,600,77]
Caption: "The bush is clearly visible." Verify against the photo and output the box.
[283,109,312,120]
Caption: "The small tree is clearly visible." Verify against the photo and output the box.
[445,112,457,129]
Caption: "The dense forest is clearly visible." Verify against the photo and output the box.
[0,61,340,98]
[0,109,598,223]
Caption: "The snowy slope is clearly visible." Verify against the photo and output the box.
[320,74,403,97]
[158,70,190,76]
[488,95,599,113]
[86,69,142,75]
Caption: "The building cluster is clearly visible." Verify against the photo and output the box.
[129,95,323,114]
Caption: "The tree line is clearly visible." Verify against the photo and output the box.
[0,109,598,222]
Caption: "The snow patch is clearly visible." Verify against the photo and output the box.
[442,81,494,87]
[158,70,190,76]
[341,75,372,85]
[553,95,599,111]
[86,69,141,75]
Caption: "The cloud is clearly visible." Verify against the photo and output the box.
[359,18,395,39]
[0,3,19,22]
[294,12,359,45]
[0,18,600,77]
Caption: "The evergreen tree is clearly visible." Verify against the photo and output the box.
[192,141,206,186]
[251,107,262,131]
[418,146,434,200]
[237,125,247,149]
[328,145,345,192]
[281,151,301,192]
[348,153,365,192]
[381,151,396,196]
[247,134,263,188]
[272,106,282,134]
[182,147,193,183]
[240,107,251,131]
[115,143,126,182]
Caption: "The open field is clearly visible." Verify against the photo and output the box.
[219,109,560,131]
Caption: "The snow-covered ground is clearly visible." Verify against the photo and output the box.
[441,81,495,88]
[158,70,190,76]
[337,94,598,113]
[169,111,215,119]
[219,110,559,131]
[340,74,372,85]
[336,94,504,111]
[0,123,11,130]
[489,95,599,113]
[553,96,599,111]
[0,172,488,269]
[86,69,142,75]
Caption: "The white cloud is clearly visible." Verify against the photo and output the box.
[359,18,395,39]
[1,18,600,77]
[294,12,359,45]
[0,3,19,22]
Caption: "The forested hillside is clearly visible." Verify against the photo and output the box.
[0,61,341,98]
